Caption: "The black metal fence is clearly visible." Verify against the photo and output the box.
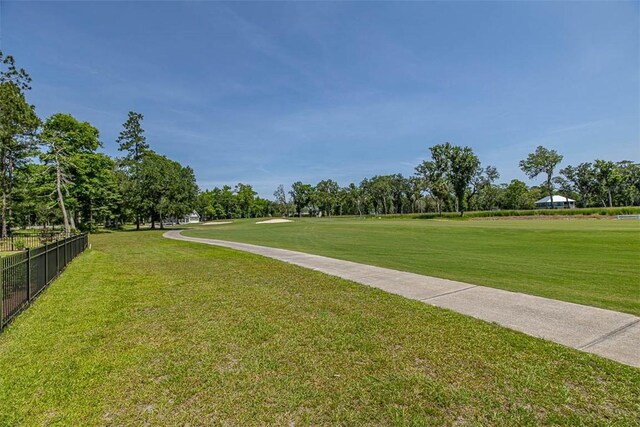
[1,233,88,330]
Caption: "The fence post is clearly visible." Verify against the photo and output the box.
[1,257,4,330]
[56,239,60,275]
[26,248,31,302]
[44,242,48,285]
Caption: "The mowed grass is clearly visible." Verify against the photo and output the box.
[185,218,640,315]
[0,232,639,425]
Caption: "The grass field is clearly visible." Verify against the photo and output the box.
[0,231,638,425]
[184,218,640,316]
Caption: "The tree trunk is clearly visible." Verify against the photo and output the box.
[89,201,94,232]
[56,162,71,234]
[608,189,613,208]
[69,210,76,231]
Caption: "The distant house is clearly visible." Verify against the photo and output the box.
[180,211,201,224]
[534,195,575,209]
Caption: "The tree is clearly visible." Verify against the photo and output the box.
[0,51,32,90]
[501,179,530,210]
[161,164,198,227]
[11,163,52,228]
[367,175,393,214]
[0,51,40,237]
[519,146,563,209]
[560,163,596,208]
[415,160,449,215]
[617,161,640,206]
[137,152,197,228]
[314,179,340,217]
[389,174,410,214]
[235,183,256,218]
[290,181,312,217]
[219,185,236,218]
[116,111,149,163]
[72,152,121,231]
[116,111,149,229]
[468,165,499,211]
[39,113,101,233]
[273,184,289,216]
[448,145,480,216]
[593,160,622,208]
[426,143,479,216]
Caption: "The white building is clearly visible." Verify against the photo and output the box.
[180,211,201,224]
[534,195,575,209]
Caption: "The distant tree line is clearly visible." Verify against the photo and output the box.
[262,144,639,218]
[0,50,198,235]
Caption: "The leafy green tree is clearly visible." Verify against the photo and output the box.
[252,197,276,218]
[72,152,121,231]
[11,163,52,228]
[219,185,237,219]
[389,174,410,214]
[519,146,563,209]
[407,176,424,214]
[117,111,149,163]
[593,160,622,208]
[315,179,340,217]
[116,111,149,229]
[0,51,32,90]
[415,160,449,215]
[448,145,480,216]
[160,164,198,227]
[196,189,216,221]
[236,183,257,218]
[273,184,289,216]
[560,163,597,208]
[137,152,197,228]
[0,51,40,236]
[501,179,530,210]
[39,113,100,233]
[427,143,480,216]
[616,161,640,206]
[366,175,394,215]
[290,181,313,217]
[468,165,499,211]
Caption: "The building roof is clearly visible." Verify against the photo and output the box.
[535,195,575,203]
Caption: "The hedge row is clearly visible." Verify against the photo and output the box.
[410,207,640,220]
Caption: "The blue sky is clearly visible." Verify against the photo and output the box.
[2,1,639,196]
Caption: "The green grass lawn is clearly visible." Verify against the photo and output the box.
[0,231,638,425]
[184,218,640,316]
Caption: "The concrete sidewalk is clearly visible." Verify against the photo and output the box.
[164,230,639,368]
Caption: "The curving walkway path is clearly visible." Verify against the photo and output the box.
[164,230,639,367]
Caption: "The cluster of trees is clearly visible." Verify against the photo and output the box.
[270,144,639,218]
[195,184,277,221]
[0,51,198,235]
